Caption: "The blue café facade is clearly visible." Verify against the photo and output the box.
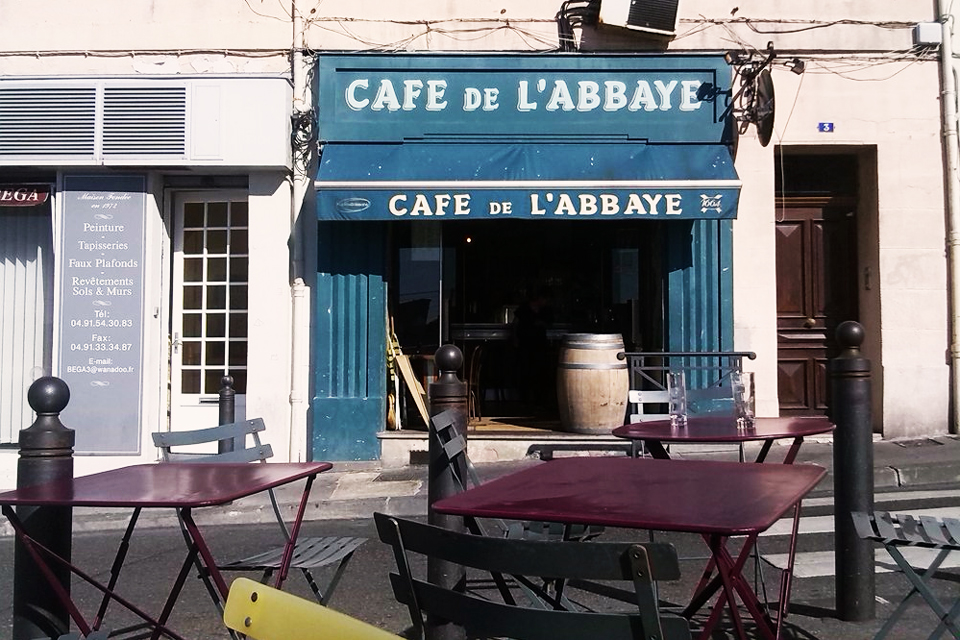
[311,53,741,461]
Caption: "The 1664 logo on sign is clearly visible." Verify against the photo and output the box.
[700,194,723,214]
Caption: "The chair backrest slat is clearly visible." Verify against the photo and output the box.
[375,513,689,640]
[162,444,273,464]
[224,577,401,640]
[153,418,271,463]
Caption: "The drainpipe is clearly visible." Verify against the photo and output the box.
[289,0,310,459]
[940,0,960,434]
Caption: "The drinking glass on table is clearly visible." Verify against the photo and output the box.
[667,371,687,427]
[732,371,755,428]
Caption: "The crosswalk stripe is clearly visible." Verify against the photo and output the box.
[761,548,960,579]
[762,506,960,538]
[800,488,960,509]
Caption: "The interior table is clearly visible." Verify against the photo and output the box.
[432,456,826,640]
[0,461,331,640]
[612,416,835,463]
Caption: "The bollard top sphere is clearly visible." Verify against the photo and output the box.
[836,321,865,349]
[27,376,70,415]
[434,344,463,374]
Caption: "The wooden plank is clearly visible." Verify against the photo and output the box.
[396,354,430,426]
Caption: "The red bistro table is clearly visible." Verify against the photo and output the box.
[612,416,835,463]
[0,461,331,640]
[432,456,826,640]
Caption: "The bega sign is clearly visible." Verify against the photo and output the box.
[0,186,50,207]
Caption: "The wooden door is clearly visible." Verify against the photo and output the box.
[776,204,858,414]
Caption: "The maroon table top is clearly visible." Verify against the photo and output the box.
[0,462,332,508]
[432,457,826,536]
[611,415,834,444]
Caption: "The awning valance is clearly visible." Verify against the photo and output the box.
[315,142,740,221]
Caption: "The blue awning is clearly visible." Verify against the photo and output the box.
[315,142,740,221]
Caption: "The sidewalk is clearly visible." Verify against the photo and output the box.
[44,431,960,535]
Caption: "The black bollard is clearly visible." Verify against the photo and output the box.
[13,376,75,640]
[830,321,875,621]
[218,375,236,453]
[426,344,468,640]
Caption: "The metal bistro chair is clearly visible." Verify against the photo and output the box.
[223,577,401,640]
[429,409,603,542]
[152,419,366,610]
[624,350,757,460]
[375,512,691,640]
[852,511,960,640]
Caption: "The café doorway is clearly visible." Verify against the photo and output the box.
[388,219,668,427]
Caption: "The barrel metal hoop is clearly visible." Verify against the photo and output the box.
[559,363,629,370]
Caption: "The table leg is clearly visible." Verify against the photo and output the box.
[3,505,191,640]
[643,439,671,459]
[703,535,749,640]
[781,437,805,465]
[178,507,230,600]
[276,474,316,588]
[684,531,784,640]
[3,505,91,637]
[93,506,141,629]
[755,439,774,463]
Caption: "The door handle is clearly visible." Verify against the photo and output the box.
[803,317,816,328]
[171,332,182,354]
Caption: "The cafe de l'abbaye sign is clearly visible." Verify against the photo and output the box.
[315,54,740,221]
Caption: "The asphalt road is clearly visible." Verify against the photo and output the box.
[0,512,957,640]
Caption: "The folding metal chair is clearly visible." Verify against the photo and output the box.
[153,419,366,609]
[853,511,960,640]
[223,577,401,640]
[429,409,603,541]
[375,512,692,640]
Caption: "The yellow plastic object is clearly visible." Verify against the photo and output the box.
[223,578,402,640]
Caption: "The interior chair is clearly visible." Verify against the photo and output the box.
[224,577,402,640]
[152,419,366,608]
[429,409,603,541]
[466,343,484,419]
[375,512,691,640]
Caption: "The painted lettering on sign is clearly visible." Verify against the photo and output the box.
[530,192,683,216]
[344,77,703,114]
[0,186,50,206]
[377,191,689,218]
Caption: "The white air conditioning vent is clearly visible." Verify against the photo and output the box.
[599,0,680,37]
[0,87,96,156]
[103,86,186,156]
[0,78,289,168]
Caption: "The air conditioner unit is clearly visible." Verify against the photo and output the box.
[598,0,680,37]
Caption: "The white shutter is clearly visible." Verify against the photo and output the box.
[0,205,53,442]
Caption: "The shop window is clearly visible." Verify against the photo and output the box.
[0,196,54,443]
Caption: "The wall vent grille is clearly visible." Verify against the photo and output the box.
[0,87,96,156]
[103,86,186,156]
[626,0,679,34]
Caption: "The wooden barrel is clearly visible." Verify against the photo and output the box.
[556,333,629,434]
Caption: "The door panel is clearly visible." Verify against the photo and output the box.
[776,205,857,414]
[312,222,387,461]
[170,192,248,430]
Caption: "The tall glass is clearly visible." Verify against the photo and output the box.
[667,371,687,427]
[732,370,755,428]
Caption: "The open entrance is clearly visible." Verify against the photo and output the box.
[388,219,668,427]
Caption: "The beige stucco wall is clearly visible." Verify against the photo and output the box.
[0,0,952,446]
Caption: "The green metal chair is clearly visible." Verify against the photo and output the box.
[375,512,691,640]
[152,419,366,609]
